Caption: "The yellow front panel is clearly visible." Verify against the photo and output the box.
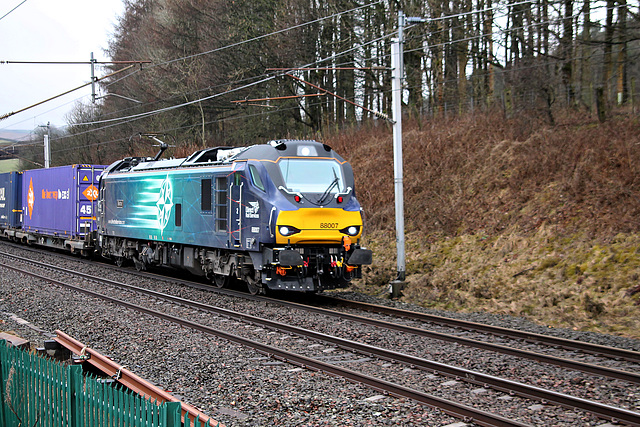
[276,208,363,244]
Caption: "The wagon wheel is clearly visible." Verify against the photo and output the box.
[115,256,126,267]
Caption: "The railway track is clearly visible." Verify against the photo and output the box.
[10,243,637,363]
[313,294,640,363]
[3,246,638,380]
[1,248,639,426]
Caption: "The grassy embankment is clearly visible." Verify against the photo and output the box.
[326,109,640,339]
[0,138,20,173]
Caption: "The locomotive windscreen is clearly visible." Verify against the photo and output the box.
[278,159,346,194]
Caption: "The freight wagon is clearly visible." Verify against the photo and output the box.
[17,165,105,254]
[0,171,22,238]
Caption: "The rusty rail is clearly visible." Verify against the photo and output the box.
[54,330,219,427]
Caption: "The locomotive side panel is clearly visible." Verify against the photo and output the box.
[227,165,275,252]
[101,169,226,247]
[100,164,274,250]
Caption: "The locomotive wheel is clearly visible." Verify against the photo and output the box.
[246,273,264,295]
[115,256,125,267]
[213,274,229,288]
[246,280,261,295]
[133,256,145,271]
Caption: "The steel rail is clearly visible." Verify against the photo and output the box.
[2,258,640,426]
[54,330,217,427]
[316,295,640,363]
[0,262,530,427]
[1,249,638,383]
[116,262,640,364]
[1,249,638,382]
[235,290,640,384]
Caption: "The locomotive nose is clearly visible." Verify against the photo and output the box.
[275,208,363,245]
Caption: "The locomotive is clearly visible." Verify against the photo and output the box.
[0,139,372,294]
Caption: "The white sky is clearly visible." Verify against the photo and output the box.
[0,0,125,132]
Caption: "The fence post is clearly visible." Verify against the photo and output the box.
[164,401,182,427]
[67,364,83,427]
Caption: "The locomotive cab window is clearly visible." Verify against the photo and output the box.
[249,165,265,192]
[278,159,345,194]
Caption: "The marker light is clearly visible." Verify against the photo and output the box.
[337,196,343,203]
[294,195,301,203]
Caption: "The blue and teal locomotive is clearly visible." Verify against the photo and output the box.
[97,139,372,294]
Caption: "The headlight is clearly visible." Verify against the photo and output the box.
[279,225,301,236]
[340,226,360,236]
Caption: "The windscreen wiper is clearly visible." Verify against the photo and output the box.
[317,176,339,205]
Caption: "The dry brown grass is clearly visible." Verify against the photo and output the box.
[325,109,640,338]
[330,110,640,238]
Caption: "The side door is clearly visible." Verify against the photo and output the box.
[228,170,244,248]
[77,166,103,237]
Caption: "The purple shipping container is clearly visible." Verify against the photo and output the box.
[22,165,105,239]
[0,171,22,229]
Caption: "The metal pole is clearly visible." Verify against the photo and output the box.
[91,52,96,103]
[390,11,427,292]
[391,11,406,283]
[44,122,50,168]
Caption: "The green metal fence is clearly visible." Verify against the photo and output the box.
[0,340,217,427]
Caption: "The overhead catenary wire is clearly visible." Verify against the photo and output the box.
[49,34,616,151]
[86,0,566,127]
[54,41,640,157]
[53,3,629,139]
[33,3,534,130]
[48,40,633,157]
[86,0,521,126]
[0,0,27,22]
[67,24,400,129]
[1,0,387,132]
[0,65,137,121]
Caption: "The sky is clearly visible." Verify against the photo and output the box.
[0,0,125,134]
